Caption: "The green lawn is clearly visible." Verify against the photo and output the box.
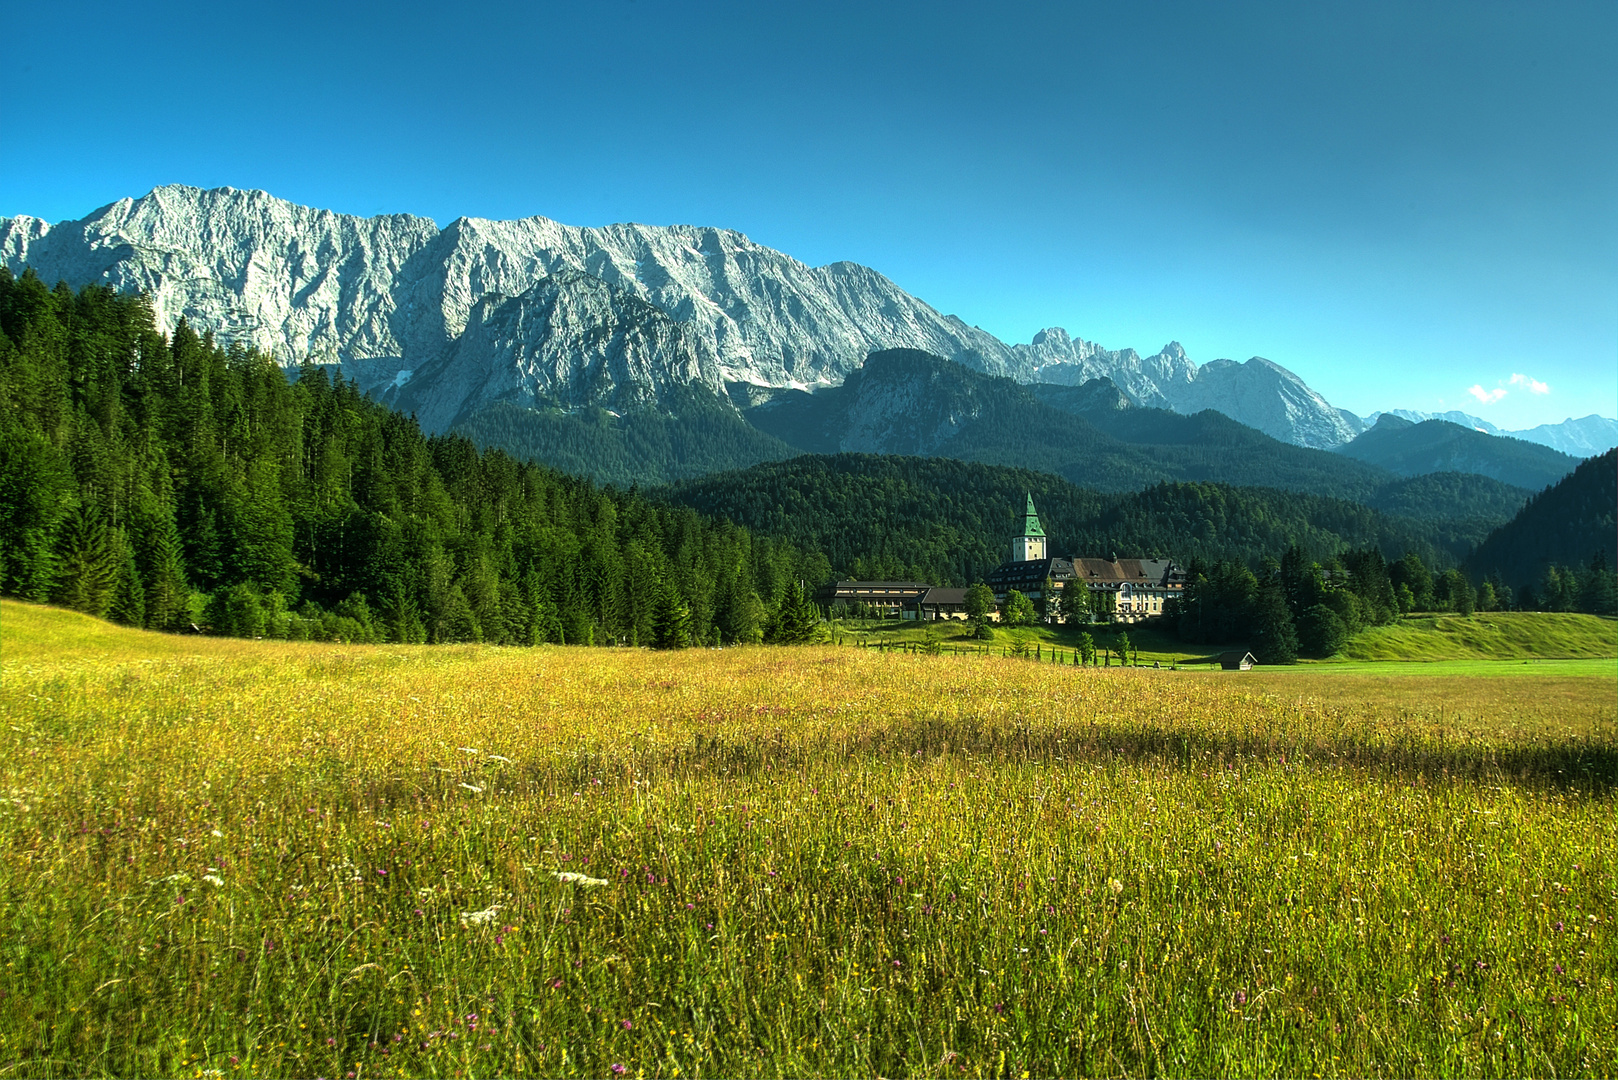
[831,610,1618,669]
[1339,611,1617,661]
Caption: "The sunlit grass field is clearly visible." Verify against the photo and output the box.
[1,600,1614,1078]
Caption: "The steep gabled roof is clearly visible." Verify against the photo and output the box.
[1020,493,1046,538]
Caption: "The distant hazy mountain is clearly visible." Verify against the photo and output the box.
[1335,415,1581,491]
[2,184,1366,449]
[1367,409,1617,458]
[1507,415,1618,458]
[739,349,1526,532]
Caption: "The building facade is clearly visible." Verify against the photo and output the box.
[983,494,1186,624]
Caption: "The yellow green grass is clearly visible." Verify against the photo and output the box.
[1,600,1614,1077]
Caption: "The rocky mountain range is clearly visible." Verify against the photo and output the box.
[4,184,1378,450]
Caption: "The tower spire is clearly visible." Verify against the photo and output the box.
[1013,493,1047,562]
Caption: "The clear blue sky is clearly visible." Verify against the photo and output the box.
[3,0,1613,428]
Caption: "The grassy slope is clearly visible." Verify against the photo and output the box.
[1339,611,1618,662]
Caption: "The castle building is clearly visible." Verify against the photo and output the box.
[983,494,1186,624]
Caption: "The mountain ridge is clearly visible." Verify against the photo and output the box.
[3,184,1368,449]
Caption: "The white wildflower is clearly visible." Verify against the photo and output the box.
[552,871,609,887]
[459,783,484,794]
[460,904,503,927]
[458,746,481,755]
[487,754,512,764]
[203,874,225,887]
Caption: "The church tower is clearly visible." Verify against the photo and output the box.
[1012,493,1047,562]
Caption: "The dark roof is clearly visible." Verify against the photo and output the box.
[984,558,1075,589]
[918,587,968,606]
[816,581,933,602]
[1070,558,1185,587]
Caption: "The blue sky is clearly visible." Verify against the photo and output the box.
[3,0,1613,427]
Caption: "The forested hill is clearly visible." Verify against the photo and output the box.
[1466,449,1618,591]
[1334,415,1580,491]
[661,455,1484,588]
[0,269,827,645]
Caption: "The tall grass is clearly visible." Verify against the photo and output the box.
[0,602,1613,1077]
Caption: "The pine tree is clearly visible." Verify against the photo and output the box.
[768,581,821,644]
[53,505,120,617]
[653,580,693,649]
[1251,581,1298,664]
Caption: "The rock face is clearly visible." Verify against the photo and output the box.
[2,184,1367,448]
[1011,329,1196,407]
[388,270,725,432]
[1166,356,1362,449]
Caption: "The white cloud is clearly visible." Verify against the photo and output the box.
[1509,373,1550,395]
[1467,384,1508,405]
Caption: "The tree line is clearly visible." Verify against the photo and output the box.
[0,270,828,646]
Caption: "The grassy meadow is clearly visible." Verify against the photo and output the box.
[0,599,1614,1078]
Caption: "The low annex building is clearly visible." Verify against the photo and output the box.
[814,582,971,622]
[815,581,931,619]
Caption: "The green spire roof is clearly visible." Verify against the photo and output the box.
[1021,493,1046,537]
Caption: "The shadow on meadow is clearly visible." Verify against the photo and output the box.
[467,716,1618,800]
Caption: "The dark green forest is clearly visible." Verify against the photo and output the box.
[1465,448,1618,598]
[662,454,1495,588]
[454,390,800,488]
[0,270,828,646]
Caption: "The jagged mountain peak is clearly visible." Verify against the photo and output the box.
[3,184,1375,453]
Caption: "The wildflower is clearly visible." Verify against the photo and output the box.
[620,1019,633,1030]
[460,904,503,927]
[552,871,608,887]
[611,1066,627,1076]
[459,783,484,794]
[1109,878,1124,894]
[203,874,225,887]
